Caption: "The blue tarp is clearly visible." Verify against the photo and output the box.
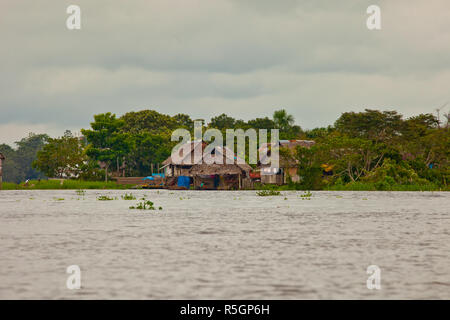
[177,176,191,189]
[143,173,165,180]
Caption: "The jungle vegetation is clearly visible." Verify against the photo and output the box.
[1,108,448,191]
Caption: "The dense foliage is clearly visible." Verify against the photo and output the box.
[294,110,449,190]
[1,108,449,190]
[0,133,48,183]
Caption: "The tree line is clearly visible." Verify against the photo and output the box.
[290,110,449,190]
[1,108,448,190]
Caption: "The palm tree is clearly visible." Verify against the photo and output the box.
[273,109,294,131]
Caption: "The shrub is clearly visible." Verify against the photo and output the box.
[129,200,160,210]
[256,190,281,196]
[121,193,136,200]
[97,195,115,201]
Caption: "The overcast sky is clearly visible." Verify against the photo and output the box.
[1,0,449,146]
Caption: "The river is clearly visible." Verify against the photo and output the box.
[0,190,449,299]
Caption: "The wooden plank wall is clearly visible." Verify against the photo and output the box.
[115,177,147,185]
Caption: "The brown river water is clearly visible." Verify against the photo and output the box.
[0,190,449,299]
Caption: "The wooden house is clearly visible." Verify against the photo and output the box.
[161,141,252,190]
[259,140,315,184]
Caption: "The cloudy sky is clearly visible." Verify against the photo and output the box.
[1,0,449,146]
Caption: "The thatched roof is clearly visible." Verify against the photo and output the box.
[259,140,315,168]
[189,163,250,175]
[161,140,252,175]
[162,141,251,170]
[162,141,205,166]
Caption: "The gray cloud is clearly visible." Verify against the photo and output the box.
[1,0,450,146]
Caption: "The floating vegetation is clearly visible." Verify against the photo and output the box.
[75,189,86,196]
[121,193,136,200]
[129,200,161,210]
[256,190,281,196]
[300,191,312,200]
[55,198,65,201]
[97,195,115,201]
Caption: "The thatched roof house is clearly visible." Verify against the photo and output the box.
[162,141,251,177]
[161,141,252,189]
[259,140,315,184]
[259,140,315,166]
[162,141,205,169]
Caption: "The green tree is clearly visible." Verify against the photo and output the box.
[247,117,275,129]
[273,109,294,132]
[0,133,48,183]
[81,113,130,181]
[126,132,172,176]
[33,131,86,178]
[209,113,236,130]
[120,110,178,134]
[292,146,324,189]
[335,109,403,143]
[173,113,194,129]
[273,109,302,139]
[0,144,18,183]
[295,134,386,183]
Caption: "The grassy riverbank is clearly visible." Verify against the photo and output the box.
[254,182,449,192]
[1,179,448,191]
[325,182,448,191]
[1,180,132,190]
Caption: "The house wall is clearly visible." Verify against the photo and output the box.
[176,167,191,176]
[284,167,300,183]
[261,174,283,185]
[193,175,242,190]
[242,178,254,189]
[166,165,192,177]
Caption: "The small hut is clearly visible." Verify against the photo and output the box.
[161,141,252,190]
[259,140,315,184]
[0,153,5,190]
[189,162,251,190]
[161,141,205,177]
